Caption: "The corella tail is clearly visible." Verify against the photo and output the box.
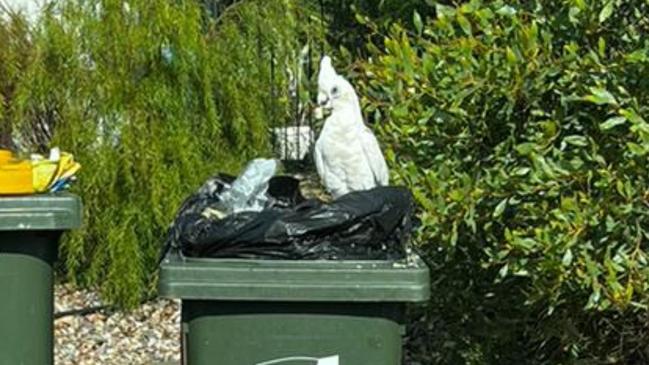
[256,355,339,365]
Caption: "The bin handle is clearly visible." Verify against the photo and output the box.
[256,355,339,365]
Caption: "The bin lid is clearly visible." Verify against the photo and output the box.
[158,254,430,303]
[0,193,82,231]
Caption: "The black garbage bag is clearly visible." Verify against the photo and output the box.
[164,174,412,260]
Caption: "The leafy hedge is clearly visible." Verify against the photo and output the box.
[0,10,31,148]
[1,0,319,307]
[356,0,649,363]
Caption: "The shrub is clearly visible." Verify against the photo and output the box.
[318,0,434,56]
[0,9,31,149]
[357,0,649,363]
[2,0,319,307]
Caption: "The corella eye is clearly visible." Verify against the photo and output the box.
[331,86,338,94]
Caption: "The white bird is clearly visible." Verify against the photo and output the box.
[313,56,389,199]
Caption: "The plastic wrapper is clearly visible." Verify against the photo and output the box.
[216,158,277,214]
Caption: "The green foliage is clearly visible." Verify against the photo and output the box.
[313,0,434,57]
[0,9,31,148]
[1,0,317,307]
[357,0,649,363]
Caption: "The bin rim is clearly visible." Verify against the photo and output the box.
[0,193,82,231]
[165,251,425,269]
[158,251,431,303]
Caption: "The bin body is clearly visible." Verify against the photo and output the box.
[0,195,82,365]
[159,256,429,365]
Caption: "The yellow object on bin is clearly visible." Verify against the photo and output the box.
[0,148,80,195]
[0,160,35,195]
[0,149,12,165]
[32,160,59,192]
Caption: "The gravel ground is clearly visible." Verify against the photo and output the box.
[54,287,428,365]
[54,284,180,365]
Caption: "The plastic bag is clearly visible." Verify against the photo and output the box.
[164,172,412,260]
[162,174,305,259]
[217,158,277,214]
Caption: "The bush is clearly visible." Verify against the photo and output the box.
[1,0,319,307]
[357,0,649,363]
[318,0,434,56]
[0,9,31,149]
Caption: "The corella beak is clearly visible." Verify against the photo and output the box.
[318,95,329,107]
[317,93,333,114]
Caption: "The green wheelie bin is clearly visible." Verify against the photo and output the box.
[0,194,82,365]
[159,252,429,365]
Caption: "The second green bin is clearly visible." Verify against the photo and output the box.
[159,253,429,365]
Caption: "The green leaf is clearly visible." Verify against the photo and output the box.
[496,5,517,17]
[515,143,536,155]
[499,264,509,278]
[514,269,530,277]
[562,249,574,267]
[513,238,537,251]
[627,142,647,156]
[435,4,456,19]
[631,302,649,310]
[456,14,472,36]
[586,288,602,309]
[599,2,614,23]
[532,154,557,179]
[476,8,494,21]
[625,49,648,63]
[620,108,646,124]
[569,6,581,24]
[413,11,423,35]
[583,87,618,106]
[599,116,627,130]
[506,47,517,64]
[564,135,588,147]
[450,222,458,246]
[355,12,369,25]
[493,198,508,218]
[512,167,531,176]
[449,189,465,202]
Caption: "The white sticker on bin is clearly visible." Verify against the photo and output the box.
[255,355,339,365]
